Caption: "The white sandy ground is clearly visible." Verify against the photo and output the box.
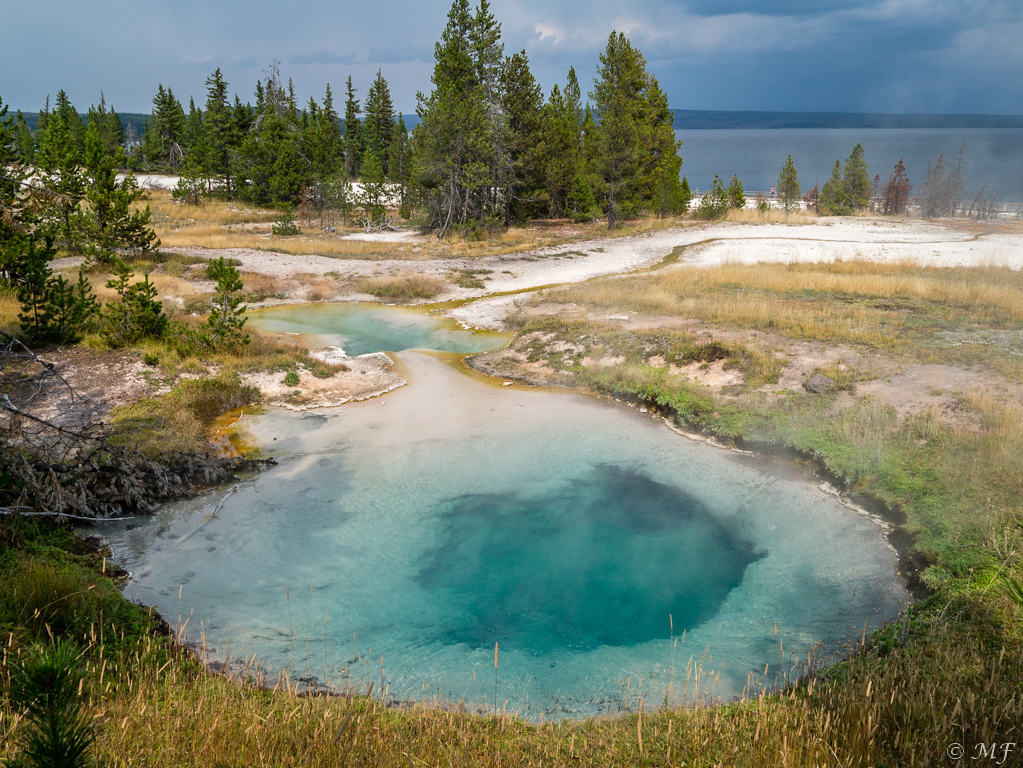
[52,216,1023,330]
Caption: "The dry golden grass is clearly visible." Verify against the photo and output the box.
[146,192,280,228]
[358,273,447,302]
[0,289,20,332]
[722,207,817,225]
[143,191,697,261]
[556,260,1023,355]
[0,601,1010,768]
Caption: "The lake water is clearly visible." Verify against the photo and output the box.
[676,128,1023,201]
[105,306,909,720]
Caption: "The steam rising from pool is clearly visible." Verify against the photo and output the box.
[107,307,908,719]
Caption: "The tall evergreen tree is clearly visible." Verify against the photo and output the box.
[470,0,510,210]
[204,68,237,196]
[726,174,746,209]
[388,113,412,216]
[643,73,685,216]
[777,155,801,211]
[36,94,86,249]
[144,85,186,168]
[591,32,646,227]
[842,143,871,210]
[541,84,577,217]
[309,83,343,179]
[53,90,86,159]
[415,0,495,233]
[236,64,306,205]
[364,70,395,175]
[87,93,124,160]
[882,157,912,215]
[820,160,850,215]
[343,76,363,178]
[500,50,545,222]
[590,33,682,225]
[184,97,204,148]
[80,118,159,260]
[1,97,33,284]
[13,111,35,164]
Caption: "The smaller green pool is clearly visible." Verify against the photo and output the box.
[249,303,508,357]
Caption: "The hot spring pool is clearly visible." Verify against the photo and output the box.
[105,306,909,720]
[248,302,508,356]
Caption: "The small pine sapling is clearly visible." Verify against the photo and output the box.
[204,256,249,348]
[102,260,167,346]
[726,175,746,209]
[6,640,95,768]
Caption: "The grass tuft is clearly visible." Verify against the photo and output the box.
[358,274,447,302]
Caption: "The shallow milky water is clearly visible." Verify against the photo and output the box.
[107,306,910,720]
[249,302,508,357]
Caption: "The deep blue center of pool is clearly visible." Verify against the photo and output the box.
[417,465,763,654]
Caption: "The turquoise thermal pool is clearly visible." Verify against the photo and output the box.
[105,306,909,720]
[248,302,508,356]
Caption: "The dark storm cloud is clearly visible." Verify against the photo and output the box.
[2,0,1020,115]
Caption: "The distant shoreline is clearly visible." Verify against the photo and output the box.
[671,109,1023,130]
[13,108,1023,134]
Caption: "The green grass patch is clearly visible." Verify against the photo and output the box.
[109,373,259,456]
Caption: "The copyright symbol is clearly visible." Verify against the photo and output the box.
[947,743,965,760]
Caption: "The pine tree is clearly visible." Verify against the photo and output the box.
[6,640,95,768]
[184,97,204,148]
[204,257,249,347]
[204,68,237,196]
[311,83,343,179]
[694,175,728,219]
[777,155,801,211]
[144,85,186,168]
[81,119,160,260]
[842,143,871,210]
[644,74,684,215]
[358,143,387,221]
[727,175,746,209]
[343,76,364,178]
[364,70,396,175]
[1,98,33,285]
[53,90,86,159]
[471,0,510,212]
[819,160,850,215]
[19,236,99,343]
[17,237,55,339]
[415,0,495,233]
[592,32,683,226]
[882,158,912,215]
[500,50,545,222]
[13,111,35,164]
[236,63,308,206]
[87,93,124,160]
[41,268,100,343]
[541,73,582,217]
[388,113,412,217]
[102,260,167,346]
[592,32,646,227]
[36,94,86,249]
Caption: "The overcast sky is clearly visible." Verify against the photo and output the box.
[3,0,1021,116]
